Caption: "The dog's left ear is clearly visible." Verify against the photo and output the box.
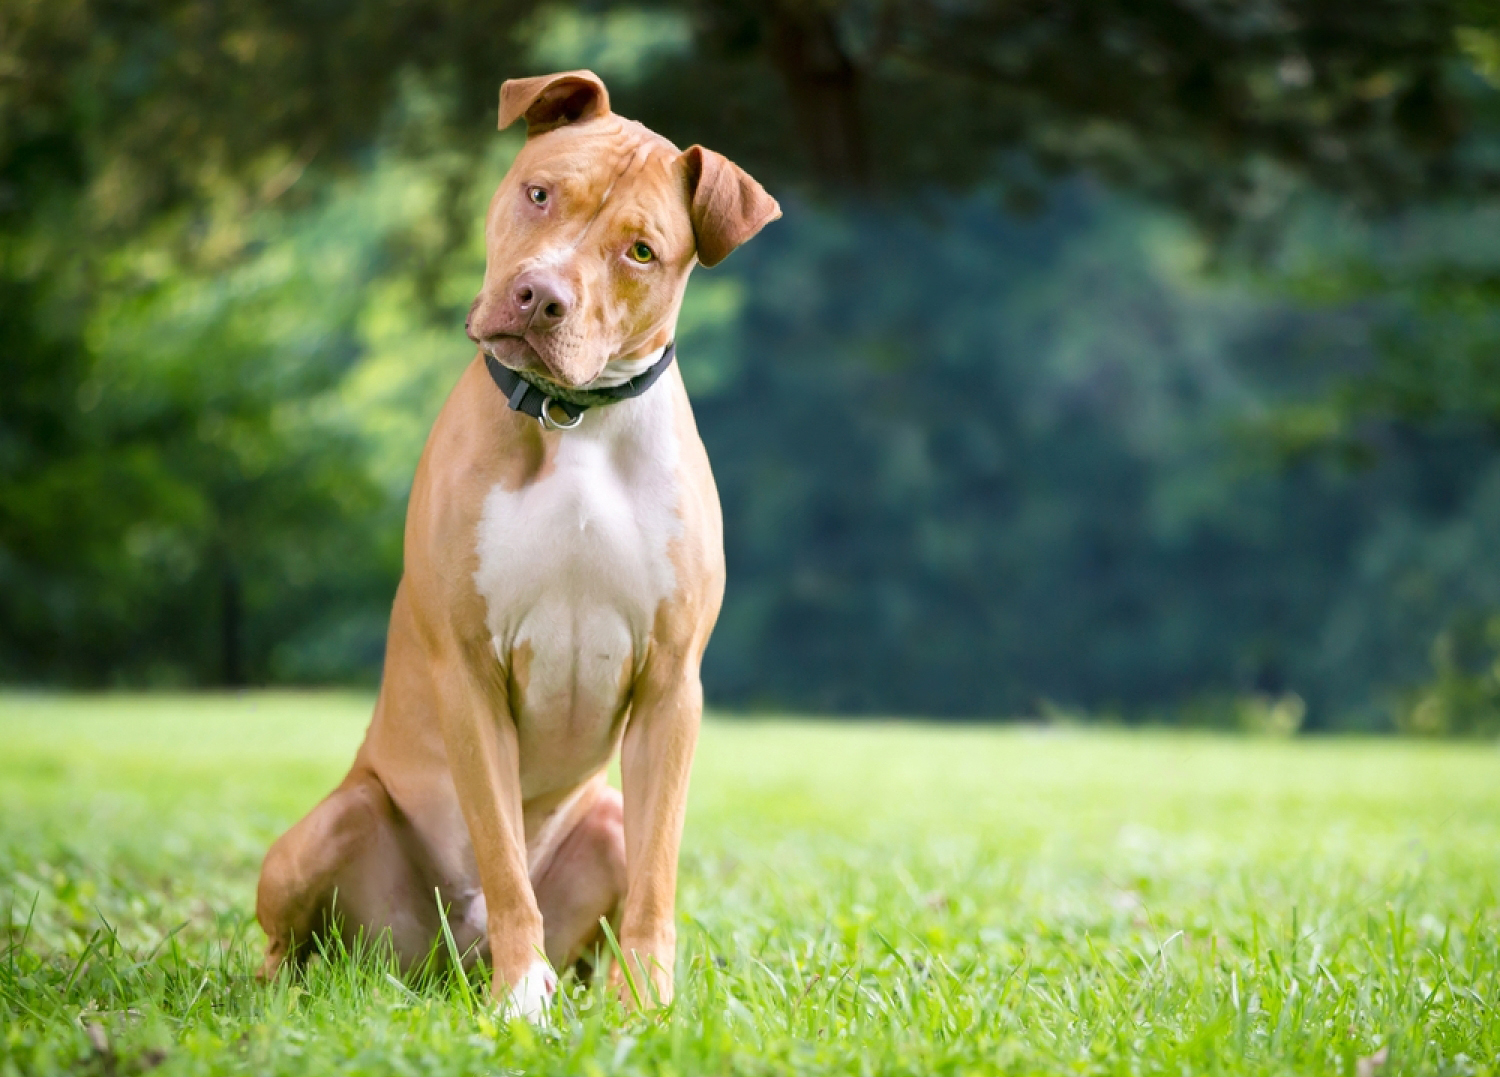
[680,146,781,268]
[499,70,610,136]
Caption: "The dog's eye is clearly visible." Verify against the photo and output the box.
[628,241,655,264]
[527,186,549,206]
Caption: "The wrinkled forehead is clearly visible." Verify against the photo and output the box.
[504,117,691,237]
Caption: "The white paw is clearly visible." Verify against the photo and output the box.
[499,959,556,1023]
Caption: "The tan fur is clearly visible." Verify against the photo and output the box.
[255,70,776,1015]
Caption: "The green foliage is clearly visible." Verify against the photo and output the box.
[1399,614,1500,737]
[6,6,1500,724]
[9,116,1500,724]
[3,692,1499,1073]
[0,92,508,686]
[6,0,1493,222]
[677,190,1500,725]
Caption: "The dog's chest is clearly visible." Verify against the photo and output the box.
[472,398,680,787]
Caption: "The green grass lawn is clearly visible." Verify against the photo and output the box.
[2,692,1498,1075]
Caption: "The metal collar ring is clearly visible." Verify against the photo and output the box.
[539,398,585,431]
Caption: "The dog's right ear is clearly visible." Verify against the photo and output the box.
[499,70,610,137]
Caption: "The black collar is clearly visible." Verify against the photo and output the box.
[483,343,677,430]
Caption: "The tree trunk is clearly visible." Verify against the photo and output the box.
[768,5,870,189]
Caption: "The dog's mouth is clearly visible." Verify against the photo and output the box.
[481,333,536,366]
[483,334,557,382]
[482,333,604,391]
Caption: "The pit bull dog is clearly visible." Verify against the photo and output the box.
[255,69,779,1019]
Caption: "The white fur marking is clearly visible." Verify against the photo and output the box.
[585,345,666,389]
[500,959,557,1023]
[474,390,682,796]
[460,890,488,941]
[524,245,575,272]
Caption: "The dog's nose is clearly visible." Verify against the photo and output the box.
[512,272,572,331]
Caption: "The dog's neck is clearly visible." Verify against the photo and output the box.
[584,344,669,390]
[543,350,677,442]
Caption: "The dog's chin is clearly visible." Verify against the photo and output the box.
[481,335,539,369]
[484,336,605,390]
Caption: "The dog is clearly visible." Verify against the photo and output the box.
[255,69,779,1019]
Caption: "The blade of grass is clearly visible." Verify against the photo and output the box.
[433,887,479,1014]
[598,916,643,1011]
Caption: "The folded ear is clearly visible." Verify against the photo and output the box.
[499,70,610,136]
[680,146,781,268]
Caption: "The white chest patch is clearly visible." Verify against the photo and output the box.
[473,390,681,786]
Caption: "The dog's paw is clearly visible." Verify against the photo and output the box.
[497,960,557,1024]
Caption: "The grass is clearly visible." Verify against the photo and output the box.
[2,692,1498,1075]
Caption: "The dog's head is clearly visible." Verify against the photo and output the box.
[466,70,780,390]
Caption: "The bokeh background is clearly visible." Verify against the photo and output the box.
[5,0,1500,734]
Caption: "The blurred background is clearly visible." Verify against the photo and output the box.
[5,0,1500,734]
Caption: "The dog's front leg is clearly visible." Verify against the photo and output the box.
[615,657,703,1008]
[432,650,553,1019]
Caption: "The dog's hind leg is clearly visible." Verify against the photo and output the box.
[255,767,436,980]
[530,778,627,979]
